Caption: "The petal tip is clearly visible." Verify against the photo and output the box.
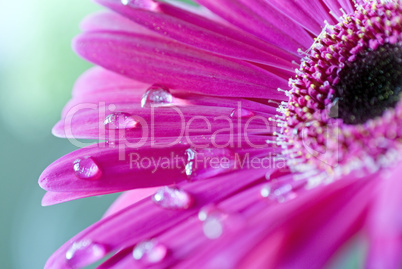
[52,121,66,138]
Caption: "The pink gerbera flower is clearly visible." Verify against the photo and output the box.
[40,0,402,268]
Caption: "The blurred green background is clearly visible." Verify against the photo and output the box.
[0,1,117,268]
[0,0,364,268]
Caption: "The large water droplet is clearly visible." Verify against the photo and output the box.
[185,148,236,181]
[104,112,138,130]
[141,85,173,108]
[73,157,102,180]
[152,186,194,210]
[66,240,107,268]
[132,240,167,264]
[230,108,255,118]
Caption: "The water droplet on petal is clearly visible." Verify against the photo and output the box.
[260,184,271,198]
[133,240,167,264]
[230,108,255,118]
[198,204,218,221]
[152,186,194,210]
[203,215,224,239]
[104,112,137,130]
[185,148,196,177]
[185,148,236,181]
[141,85,172,108]
[66,240,107,268]
[260,183,297,203]
[73,157,102,180]
[121,0,158,9]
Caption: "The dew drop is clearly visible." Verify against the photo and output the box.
[121,0,158,9]
[141,85,173,108]
[273,184,297,203]
[185,148,236,181]
[185,148,197,177]
[203,215,224,239]
[230,108,255,118]
[66,240,107,268]
[104,112,137,130]
[260,185,271,198]
[260,183,297,203]
[73,157,102,180]
[198,204,218,221]
[152,186,194,210]
[133,240,167,264]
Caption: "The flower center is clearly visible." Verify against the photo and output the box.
[276,0,402,182]
[332,43,402,125]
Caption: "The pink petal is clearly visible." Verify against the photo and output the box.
[95,171,378,269]
[366,164,402,269]
[193,0,314,52]
[44,168,267,269]
[42,190,118,206]
[39,143,190,193]
[336,0,355,14]
[80,11,159,37]
[73,31,288,98]
[53,103,276,140]
[102,188,160,218]
[71,66,147,99]
[39,140,274,193]
[178,172,378,268]
[265,0,324,35]
[95,0,298,68]
[63,67,280,121]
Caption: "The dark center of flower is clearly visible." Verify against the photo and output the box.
[332,43,402,125]
[279,1,402,176]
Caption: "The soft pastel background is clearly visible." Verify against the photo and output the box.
[0,0,364,268]
[0,1,118,268]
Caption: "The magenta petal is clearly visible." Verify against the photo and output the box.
[41,190,119,206]
[39,143,190,193]
[194,0,314,52]
[333,0,354,14]
[178,173,378,268]
[80,11,159,37]
[100,172,371,268]
[44,168,267,269]
[73,31,288,98]
[97,218,205,268]
[53,103,276,140]
[95,0,298,69]
[96,177,288,268]
[102,188,159,218]
[39,140,273,193]
[265,0,324,35]
[71,66,147,99]
[366,164,402,269]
